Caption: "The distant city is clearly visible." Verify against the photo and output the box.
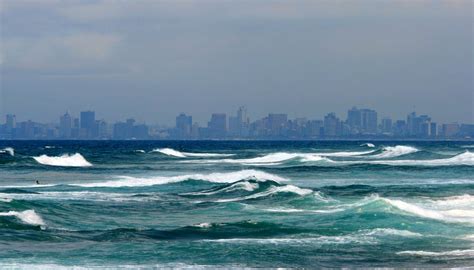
[0,107,473,140]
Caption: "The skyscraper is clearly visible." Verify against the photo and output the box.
[360,109,378,134]
[175,113,192,138]
[267,113,288,136]
[80,111,96,138]
[324,113,341,137]
[208,113,227,138]
[59,112,72,138]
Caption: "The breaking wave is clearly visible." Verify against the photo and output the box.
[397,249,474,257]
[361,143,375,148]
[33,153,92,167]
[371,145,418,158]
[0,209,45,226]
[0,147,14,156]
[368,151,474,166]
[153,148,234,158]
[215,184,313,203]
[75,170,288,188]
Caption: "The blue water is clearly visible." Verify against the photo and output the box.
[0,141,473,268]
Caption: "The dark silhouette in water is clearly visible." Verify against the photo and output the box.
[35,180,40,185]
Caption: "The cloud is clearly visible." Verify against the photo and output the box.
[2,33,121,70]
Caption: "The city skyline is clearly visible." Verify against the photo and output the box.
[1,106,473,140]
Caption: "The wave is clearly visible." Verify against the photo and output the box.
[203,228,420,245]
[153,148,234,158]
[75,170,288,188]
[0,209,45,226]
[368,151,474,166]
[371,145,418,159]
[201,152,332,165]
[397,249,474,257]
[215,184,313,203]
[134,150,146,153]
[44,146,55,149]
[360,143,375,148]
[33,153,92,167]
[382,197,474,224]
[0,147,14,156]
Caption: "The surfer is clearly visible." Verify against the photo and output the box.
[35,180,40,185]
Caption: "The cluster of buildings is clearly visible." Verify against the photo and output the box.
[1,107,473,140]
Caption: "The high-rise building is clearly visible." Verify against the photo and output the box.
[267,113,288,136]
[381,118,392,134]
[324,113,341,137]
[80,111,96,138]
[347,107,361,133]
[360,109,378,134]
[208,113,227,138]
[59,112,72,138]
[5,114,16,133]
[175,113,192,138]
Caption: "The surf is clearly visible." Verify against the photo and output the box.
[0,209,45,226]
[75,170,288,188]
[153,148,234,158]
[33,153,92,167]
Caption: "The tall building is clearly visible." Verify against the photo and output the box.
[360,109,378,134]
[5,114,16,133]
[324,113,341,137]
[175,113,192,138]
[208,113,227,138]
[59,112,72,138]
[381,118,392,134]
[228,106,249,137]
[267,113,288,136]
[80,111,96,138]
[347,107,361,133]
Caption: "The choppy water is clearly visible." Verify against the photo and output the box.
[0,141,473,268]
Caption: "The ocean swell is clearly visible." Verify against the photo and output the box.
[33,153,92,167]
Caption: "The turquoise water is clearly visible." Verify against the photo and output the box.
[0,141,473,268]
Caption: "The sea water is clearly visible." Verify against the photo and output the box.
[0,141,473,268]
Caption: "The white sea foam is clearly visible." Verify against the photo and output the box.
[216,184,313,202]
[0,198,13,203]
[382,197,474,224]
[183,181,260,196]
[44,146,55,149]
[33,153,92,167]
[153,148,234,158]
[361,228,422,237]
[75,170,288,188]
[0,147,14,156]
[0,209,45,226]
[397,249,474,257]
[371,145,418,158]
[314,150,376,157]
[135,150,146,153]
[204,152,332,165]
[361,143,375,148]
[369,151,474,166]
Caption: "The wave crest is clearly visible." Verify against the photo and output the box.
[0,147,14,156]
[33,153,92,167]
[0,209,45,226]
[76,170,288,188]
[371,145,418,158]
[153,148,234,158]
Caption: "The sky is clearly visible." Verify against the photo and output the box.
[0,0,472,125]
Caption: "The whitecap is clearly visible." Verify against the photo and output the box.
[397,249,474,257]
[371,145,418,158]
[360,143,375,148]
[215,184,313,202]
[0,209,45,226]
[369,151,474,166]
[75,170,288,188]
[153,148,234,158]
[0,147,14,156]
[134,150,146,153]
[33,153,92,167]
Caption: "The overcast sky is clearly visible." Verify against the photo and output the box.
[0,0,472,125]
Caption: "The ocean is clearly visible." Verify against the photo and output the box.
[0,141,473,268]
